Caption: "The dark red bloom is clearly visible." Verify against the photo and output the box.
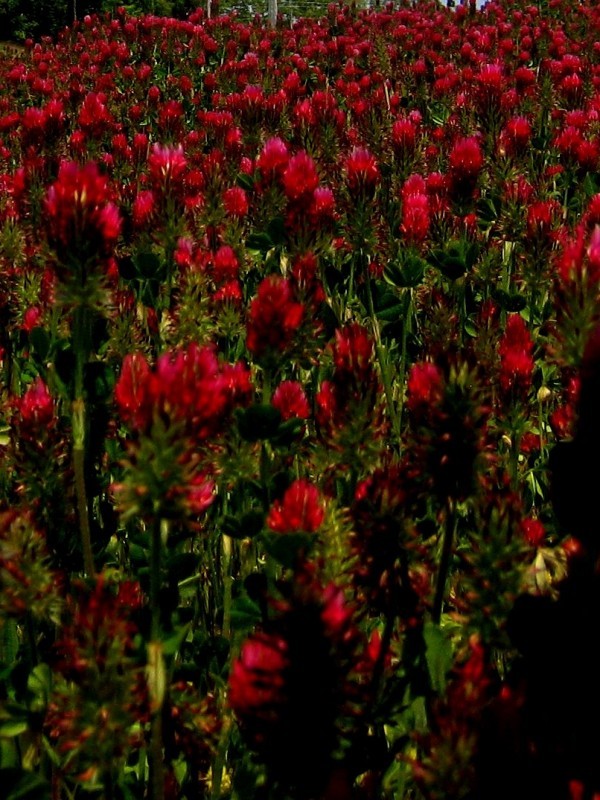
[246,276,304,361]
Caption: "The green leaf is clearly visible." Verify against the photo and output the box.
[0,721,28,738]
[235,405,282,442]
[236,172,255,192]
[29,328,50,361]
[0,768,50,800]
[492,288,527,312]
[230,595,262,633]
[266,216,286,246]
[423,622,453,694]
[245,231,274,254]
[222,510,265,540]
[133,251,164,280]
[261,532,315,568]
[385,253,426,288]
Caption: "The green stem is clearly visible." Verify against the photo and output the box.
[433,501,457,625]
[72,305,95,577]
[396,288,413,450]
[211,534,234,800]
[73,403,95,578]
[364,270,402,445]
[149,515,165,800]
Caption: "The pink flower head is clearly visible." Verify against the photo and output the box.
[267,480,325,534]
[500,116,532,157]
[228,632,288,724]
[391,117,418,157]
[401,175,430,245]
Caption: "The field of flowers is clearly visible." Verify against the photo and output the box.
[1,0,600,798]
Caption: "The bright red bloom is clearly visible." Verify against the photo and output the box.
[45,160,121,265]
[448,136,484,198]
[212,245,239,283]
[272,381,310,420]
[114,353,153,433]
[391,117,419,157]
[246,276,304,360]
[282,151,320,203]
[526,199,561,243]
[344,146,380,198]
[115,345,251,439]
[131,190,156,229]
[267,480,325,534]
[257,137,289,179]
[499,116,532,157]
[16,377,55,437]
[222,186,249,218]
[498,315,535,397]
[147,143,187,196]
[401,174,430,245]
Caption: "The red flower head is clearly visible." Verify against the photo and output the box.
[282,151,320,204]
[147,143,187,197]
[257,137,289,181]
[229,572,368,798]
[521,516,546,548]
[272,380,310,420]
[44,160,121,267]
[499,116,532,157]
[344,146,380,199]
[401,174,430,245]
[222,186,249,218]
[246,276,304,362]
[391,117,419,158]
[406,362,445,416]
[14,377,56,440]
[114,352,154,433]
[498,314,534,398]
[448,136,484,199]
[267,480,325,534]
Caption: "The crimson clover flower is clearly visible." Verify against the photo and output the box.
[447,136,484,200]
[498,315,535,399]
[272,380,310,421]
[344,145,380,199]
[246,275,304,363]
[44,160,121,281]
[228,572,370,798]
[267,480,325,535]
